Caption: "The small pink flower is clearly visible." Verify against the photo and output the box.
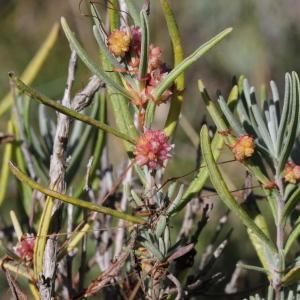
[134,130,173,170]
[148,70,173,103]
[148,45,162,71]
[13,233,35,262]
[130,26,142,54]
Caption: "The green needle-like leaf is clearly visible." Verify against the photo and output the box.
[9,74,136,145]
[34,195,55,276]
[282,266,300,287]
[278,72,300,172]
[0,121,14,207]
[282,186,300,224]
[217,93,245,136]
[284,218,300,255]
[161,0,185,137]
[200,125,276,253]
[9,162,145,225]
[138,9,150,84]
[276,73,292,157]
[154,28,232,101]
[124,0,140,26]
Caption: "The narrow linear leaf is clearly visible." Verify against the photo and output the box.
[154,28,232,101]
[90,3,107,41]
[217,93,245,136]
[108,0,120,31]
[60,17,131,99]
[13,133,33,215]
[124,0,141,26]
[166,184,184,215]
[100,49,138,142]
[9,74,136,145]
[73,93,107,198]
[284,219,300,255]
[144,102,155,129]
[276,73,292,157]
[34,195,54,276]
[244,80,275,156]
[65,222,92,255]
[141,240,164,261]
[236,263,269,274]
[66,101,99,183]
[10,210,23,240]
[278,71,300,171]
[282,266,300,287]
[38,104,54,153]
[243,201,274,275]
[138,9,150,84]
[0,23,59,116]
[0,259,34,281]
[269,81,279,143]
[200,125,276,252]
[0,121,13,207]
[282,186,300,224]
[161,0,185,137]
[9,162,145,225]
[198,80,233,140]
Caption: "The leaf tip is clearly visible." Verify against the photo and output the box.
[197,80,205,92]
[8,72,15,79]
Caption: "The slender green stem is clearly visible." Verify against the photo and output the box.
[9,73,136,145]
[9,162,145,225]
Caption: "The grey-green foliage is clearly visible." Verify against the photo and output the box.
[201,72,300,299]
[128,170,184,261]
[218,72,300,172]
[18,91,105,195]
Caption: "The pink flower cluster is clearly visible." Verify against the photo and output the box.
[128,27,173,105]
[134,130,173,170]
[13,233,35,262]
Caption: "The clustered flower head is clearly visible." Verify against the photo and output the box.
[231,135,255,161]
[13,233,35,262]
[108,25,173,110]
[107,29,131,57]
[284,162,300,184]
[134,130,173,170]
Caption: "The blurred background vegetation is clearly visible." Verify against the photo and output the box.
[0,0,300,298]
